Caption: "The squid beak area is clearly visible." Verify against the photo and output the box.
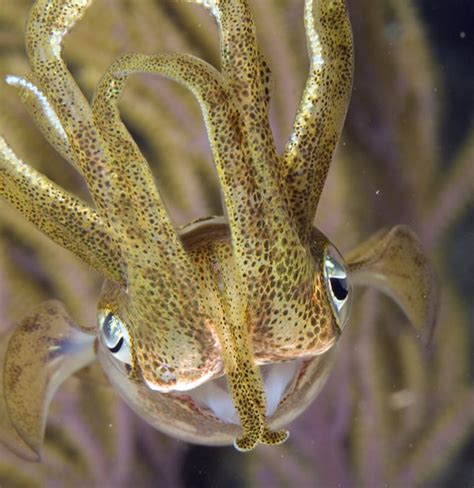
[181,360,302,451]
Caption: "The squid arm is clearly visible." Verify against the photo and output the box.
[0,137,124,283]
[186,0,278,167]
[4,75,78,169]
[282,0,353,237]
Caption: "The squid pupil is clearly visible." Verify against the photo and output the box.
[109,336,124,354]
[330,277,348,300]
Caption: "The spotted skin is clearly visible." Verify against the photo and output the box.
[0,0,435,454]
[0,137,122,282]
[0,0,353,451]
[282,0,353,238]
[191,1,280,178]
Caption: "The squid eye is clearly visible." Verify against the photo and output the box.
[323,245,351,330]
[98,312,132,364]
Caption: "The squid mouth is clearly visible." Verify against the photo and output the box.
[174,359,303,424]
[100,348,333,448]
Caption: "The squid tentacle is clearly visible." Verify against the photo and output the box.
[186,0,269,109]
[92,53,223,400]
[93,53,304,283]
[188,0,287,212]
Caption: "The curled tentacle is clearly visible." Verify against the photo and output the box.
[93,53,303,283]
[25,0,164,235]
[91,59,193,264]
[281,0,353,237]
[25,0,99,181]
[92,53,225,405]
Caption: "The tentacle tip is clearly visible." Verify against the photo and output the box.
[4,74,17,86]
[233,434,259,452]
[262,428,289,446]
[233,428,289,451]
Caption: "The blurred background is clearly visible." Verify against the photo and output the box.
[0,0,473,486]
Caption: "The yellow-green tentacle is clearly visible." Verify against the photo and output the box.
[0,136,123,282]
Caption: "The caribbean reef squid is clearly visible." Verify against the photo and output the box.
[0,0,437,459]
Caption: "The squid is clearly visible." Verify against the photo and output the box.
[0,0,437,460]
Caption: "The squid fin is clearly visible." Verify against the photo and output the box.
[0,330,38,461]
[346,226,438,340]
[1,301,95,461]
[74,362,110,386]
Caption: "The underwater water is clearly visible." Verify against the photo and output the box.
[0,0,473,486]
